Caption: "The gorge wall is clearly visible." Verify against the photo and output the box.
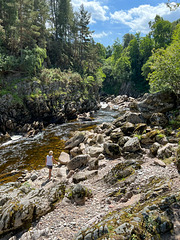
[0,72,100,138]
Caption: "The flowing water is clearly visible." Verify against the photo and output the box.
[0,108,118,184]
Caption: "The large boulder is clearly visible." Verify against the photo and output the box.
[66,184,92,205]
[150,142,161,156]
[149,113,168,127]
[121,122,135,135]
[123,137,141,152]
[70,147,83,157]
[110,128,124,142]
[137,91,176,119]
[114,112,145,127]
[65,132,85,150]
[88,146,104,157]
[176,146,180,172]
[157,143,175,159]
[67,154,90,170]
[72,170,98,183]
[104,143,121,156]
[58,151,70,165]
[0,180,65,236]
[140,130,159,145]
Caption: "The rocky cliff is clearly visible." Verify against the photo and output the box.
[0,71,100,140]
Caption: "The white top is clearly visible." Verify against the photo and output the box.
[46,155,53,166]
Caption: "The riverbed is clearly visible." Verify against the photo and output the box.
[0,108,117,184]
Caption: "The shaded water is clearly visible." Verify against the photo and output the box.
[0,109,118,184]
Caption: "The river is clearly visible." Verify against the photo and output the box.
[0,108,118,184]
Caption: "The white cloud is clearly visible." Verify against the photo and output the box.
[92,31,112,39]
[71,0,109,23]
[110,3,180,34]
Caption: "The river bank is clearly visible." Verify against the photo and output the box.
[0,108,117,184]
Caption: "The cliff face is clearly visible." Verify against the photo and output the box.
[0,73,100,135]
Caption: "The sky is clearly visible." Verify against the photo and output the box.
[71,0,180,47]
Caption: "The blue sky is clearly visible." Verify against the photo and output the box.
[71,0,180,46]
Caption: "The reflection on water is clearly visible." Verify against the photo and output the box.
[0,109,117,183]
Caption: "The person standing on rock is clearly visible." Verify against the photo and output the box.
[45,150,58,180]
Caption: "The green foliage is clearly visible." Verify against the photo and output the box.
[123,33,135,48]
[134,134,142,140]
[0,54,19,73]
[145,41,180,97]
[20,46,47,75]
[95,68,106,86]
[149,15,172,48]
[96,42,106,60]
[113,52,131,83]
[112,38,123,63]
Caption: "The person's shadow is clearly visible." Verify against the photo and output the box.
[41,179,50,187]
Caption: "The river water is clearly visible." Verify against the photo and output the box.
[0,108,118,184]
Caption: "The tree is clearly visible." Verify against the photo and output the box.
[123,33,134,48]
[112,38,123,63]
[149,15,172,48]
[113,51,131,85]
[105,45,113,58]
[146,43,180,97]
[78,5,92,60]
[139,35,154,64]
[128,34,141,83]
[96,42,106,61]
[143,23,180,98]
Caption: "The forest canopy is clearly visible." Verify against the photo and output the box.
[0,0,179,97]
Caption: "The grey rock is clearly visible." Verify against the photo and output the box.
[104,142,121,156]
[59,151,70,165]
[123,137,141,152]
[67,154,90,170]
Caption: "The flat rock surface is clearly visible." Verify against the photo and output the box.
[7,155,179,240]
